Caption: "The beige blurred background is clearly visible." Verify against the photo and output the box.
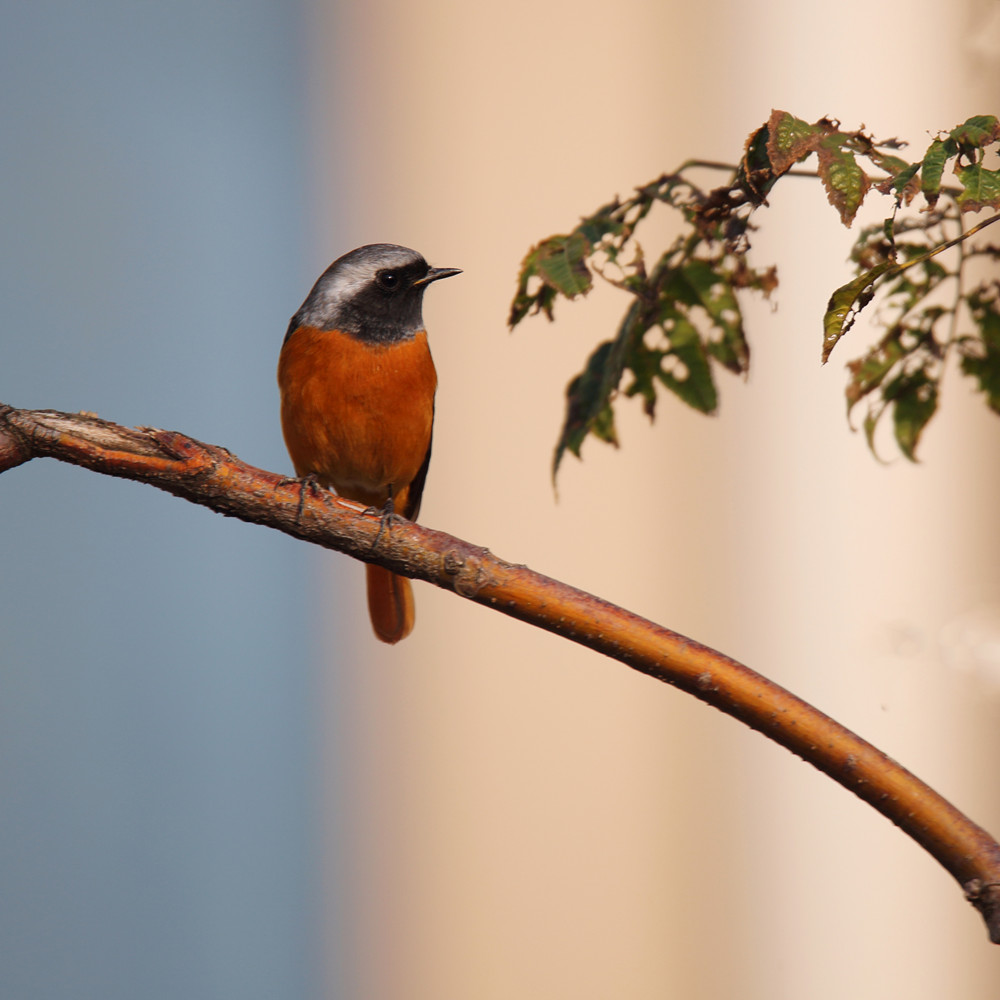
[305,0,1000,996]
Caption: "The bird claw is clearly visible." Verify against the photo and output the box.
[369,492,403,551]
[278,473,328,525]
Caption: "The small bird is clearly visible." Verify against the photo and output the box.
[277,244,460,643]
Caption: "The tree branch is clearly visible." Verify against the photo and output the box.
[3,401,1000,942]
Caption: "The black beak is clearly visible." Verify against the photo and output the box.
[414,266,462,286]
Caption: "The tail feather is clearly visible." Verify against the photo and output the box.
[366,564,415,644]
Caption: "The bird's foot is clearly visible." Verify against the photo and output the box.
[278,473,328,526]
[368,492,404,551]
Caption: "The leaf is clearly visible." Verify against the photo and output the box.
[577,206,626,247]
[870,152,910,176]
[874,161,920,203]
[766,110,823,175]
[817,138,871,226]
[845,333,906,415]
[553,339,622,478]
[885,369,938,461]
[678,259,750,374]
[508,232,594,328]
[738,123,778,204]
[949,115,1000,154]
[534,233,593,298]
[962,289,1000,415]
[962,351,1000,416]
[956,164,1000,213]
[863,408,882,455]
[920,138,954,208]
[552,295,653,477]
[823,259,897,361]
[622,337,663,418]
[653,313,718,414]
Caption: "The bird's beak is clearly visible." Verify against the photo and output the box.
[414,267,462,286]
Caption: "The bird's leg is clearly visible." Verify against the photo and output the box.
[277,472,328,526]
[370,485,399,551]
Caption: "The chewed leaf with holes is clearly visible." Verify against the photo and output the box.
[509,233,593,327]
[641,310,718,413]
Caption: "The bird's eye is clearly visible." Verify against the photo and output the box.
[377,270,400,291]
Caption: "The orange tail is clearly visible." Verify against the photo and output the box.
[366,564,415,644]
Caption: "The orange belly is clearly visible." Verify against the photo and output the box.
[277,325,437,511]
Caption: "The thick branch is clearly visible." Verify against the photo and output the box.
[3,402,1000,941]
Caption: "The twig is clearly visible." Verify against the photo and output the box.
[3,401,1000,942]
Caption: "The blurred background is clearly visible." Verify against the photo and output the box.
[2,0,1000,997]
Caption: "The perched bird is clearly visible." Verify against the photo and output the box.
[277,244,460,643]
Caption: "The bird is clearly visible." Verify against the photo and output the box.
[277,243,460,643]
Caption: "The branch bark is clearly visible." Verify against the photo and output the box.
[3,402,1000,942]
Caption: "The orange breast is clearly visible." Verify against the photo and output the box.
[277,326,437,509]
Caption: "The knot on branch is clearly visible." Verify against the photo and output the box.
[441,546,490,598]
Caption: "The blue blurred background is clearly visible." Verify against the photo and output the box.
[0,3,331,997]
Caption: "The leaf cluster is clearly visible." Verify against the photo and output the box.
[510,112,1000,473]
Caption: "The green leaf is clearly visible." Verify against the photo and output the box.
[508,232,595,329]
[577,209,625,247]
[552,295,652,477]
[678,259,750,374]
[823,259,897,361]
[962,353,1000,416]
[845,333,906,415]
[871,153,910,175]
[874,161,920,203]
[962,290,1000,415]
[679,258,724,307]
[885,369,938,461]
[534,233,592,298]
[863,408,882,455]
[920,138,954,207]
[553,339,621,478]
[654,314,718,414]
[622,339,663,419]
[949,115,1000,153]
[956,164,1000,213]
[817,139,871,226]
